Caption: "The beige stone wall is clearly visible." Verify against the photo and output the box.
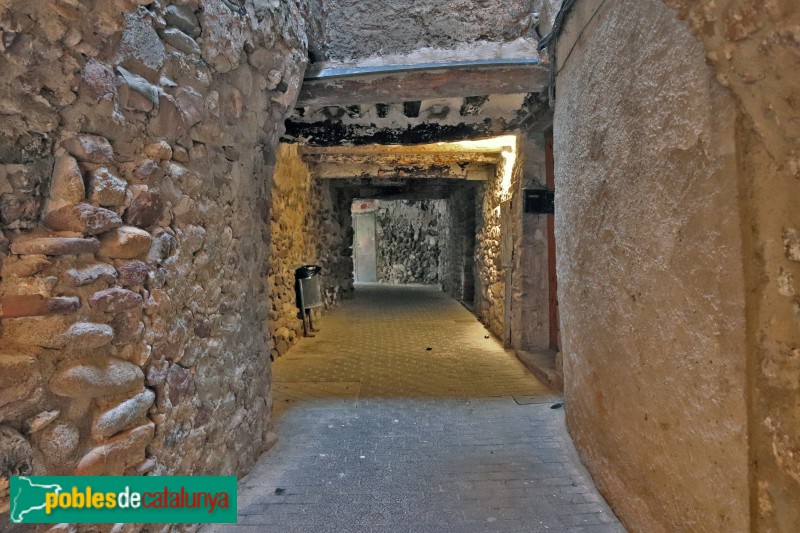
[0,0,311,510]
[660,1,800,529]
[375,200,445,285]
[553,0,749,531]
[268,144,353,358]
[269,145,316,358]
[475,140,518,339]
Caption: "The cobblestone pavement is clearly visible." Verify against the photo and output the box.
[206,284,625,533]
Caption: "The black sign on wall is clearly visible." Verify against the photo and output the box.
[523,189,555,214]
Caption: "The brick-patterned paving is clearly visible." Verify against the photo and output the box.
[206,284,625,532]
[273,284,552,400]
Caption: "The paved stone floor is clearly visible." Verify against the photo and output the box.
[206,284,625,533]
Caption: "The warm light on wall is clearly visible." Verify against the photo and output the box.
[499,146,516,200]
[445,134,518,200]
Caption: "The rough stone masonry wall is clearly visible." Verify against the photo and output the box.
[320,0,539,63]
[660,1,800,530]
[475,144,518,340]
[440,186,477,303]
[0,0,310,512]
[375,200,445,285]
[553,0,749,531]
[269,144,353,358]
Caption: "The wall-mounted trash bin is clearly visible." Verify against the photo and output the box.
[295,265,322,336]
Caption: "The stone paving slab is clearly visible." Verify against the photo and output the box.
[203,285,625,533]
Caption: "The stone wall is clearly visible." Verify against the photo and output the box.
[510,134,550,352]
[0,0,311,514]
[659,1,800,529]
[375,199,445,285]
[553,0,749,531]
[440,186,478,303]
[533,0,564,35]
[300,0,326,62]
[475,139,518,340]
[320,0,539,63]
[269,144,353,358]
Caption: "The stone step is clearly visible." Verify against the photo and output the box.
[515,349,564,392]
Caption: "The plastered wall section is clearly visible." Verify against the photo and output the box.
[660,2,800,529]
[511,134,550,352]
[533,0,564,35]
[320,0,538,63]
[553,0,749,531]
[0,0,311,512]
[269,144,354,358]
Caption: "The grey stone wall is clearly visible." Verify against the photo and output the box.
[320,0,538,62]
[0,0,312,512]
[440,187,478,304]
[300,0,327,62]
[375,200,445,285]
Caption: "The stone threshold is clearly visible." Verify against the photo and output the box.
[516,349,564,392]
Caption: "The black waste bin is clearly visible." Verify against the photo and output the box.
[295,265,322,336]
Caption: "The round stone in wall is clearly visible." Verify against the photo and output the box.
[34,422,79,461]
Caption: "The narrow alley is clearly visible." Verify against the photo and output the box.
[1,0,798,531]
[211,284,622,532]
